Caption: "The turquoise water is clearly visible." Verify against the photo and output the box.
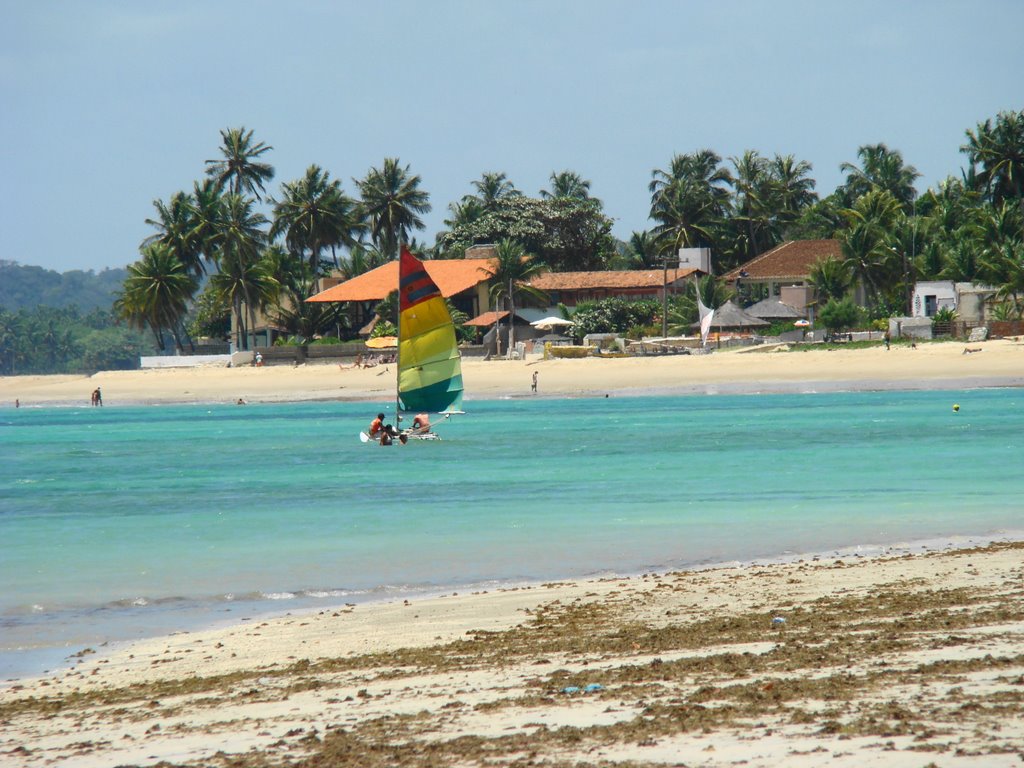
[2,390,1022,679]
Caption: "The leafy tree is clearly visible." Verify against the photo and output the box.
[486,239,548,353]
[437,196,615,271]
[356,158,431,259]
[187,284,232,340]
[205,127,275,200]
[77,327,145,372]
[818,297,859,336]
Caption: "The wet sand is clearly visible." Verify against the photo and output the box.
[2,540,1022,767]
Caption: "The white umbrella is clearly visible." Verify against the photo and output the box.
[530,316,574,330]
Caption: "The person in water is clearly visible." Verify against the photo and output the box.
[410,413,431,434]
[370,413,406,444]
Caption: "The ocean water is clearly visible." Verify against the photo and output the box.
[2,389,1022,679]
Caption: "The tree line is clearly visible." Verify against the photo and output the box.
[120,110,1024,352]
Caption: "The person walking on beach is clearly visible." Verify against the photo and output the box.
[531,370,538,393]
[884,330,891,350]
[91,387,103,406]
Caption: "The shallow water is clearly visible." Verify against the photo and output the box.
[2,389,1022,678]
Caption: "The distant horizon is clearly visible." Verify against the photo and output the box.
[4,1,1022,273]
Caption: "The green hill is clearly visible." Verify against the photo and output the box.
[0,260,127,312]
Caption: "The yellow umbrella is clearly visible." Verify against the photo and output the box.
[365,336,397,349]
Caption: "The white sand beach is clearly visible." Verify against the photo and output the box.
[2,337,1023,407]
[4,340,1024,766]
[2,540,1023,767]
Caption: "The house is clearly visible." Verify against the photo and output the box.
[722,240,842,306]
[527,267,702,307]
[306,257,497,331]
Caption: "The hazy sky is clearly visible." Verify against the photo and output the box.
[3,1,1021,273]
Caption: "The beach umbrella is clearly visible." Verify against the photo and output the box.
[794,319,811,327]
[530,316,574,330]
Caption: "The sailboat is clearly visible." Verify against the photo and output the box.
[360,246,465,443]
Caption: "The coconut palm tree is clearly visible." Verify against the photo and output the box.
[771,154,818,225]
[730,150,776,259]
[144,191,204,277]
[840,143,920,207]
[486,239,548,356]
[649,150,732,256]
[117,243,197,352]
[271,165,362,271]
[356,158,431,260]
[469,172,520,211]
[205,127,275,200]
[188,179,227,267]
[540,171,594,201]
[211,194,273,350]
[808,255,853,304]
[961,109,1024,208]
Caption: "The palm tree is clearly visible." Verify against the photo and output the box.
[188,179,227,267]
[808,255,853,304]
[144,191,204,277]
[469,172,520,210]
[271,165,362,271]
[979,238,1024,315]
[212,194,272,350]
[356,158,431,259]
[839,189,904,306]
[649,150,732,256]
[540,171,594,201]
[961,110,1024,208]
[117,243,197,352]
[730,150,776,259]
[205,127,275,200]
[771,154,818,226]
[840,143,920,207]
[486,239,547,356]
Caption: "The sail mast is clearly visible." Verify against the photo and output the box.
[396,240,402,426]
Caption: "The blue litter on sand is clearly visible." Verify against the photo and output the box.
[772,616,786,625]
[561,686,580,694]
[584,683,604,693]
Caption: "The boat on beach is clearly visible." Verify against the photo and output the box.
[360,246,465,444]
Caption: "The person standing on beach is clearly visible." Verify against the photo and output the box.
[531,370,538,393]
[91,387,103,406]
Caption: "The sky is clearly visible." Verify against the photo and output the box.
[2,0,1022,273]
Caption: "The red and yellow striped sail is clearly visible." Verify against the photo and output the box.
[397,247,464,413]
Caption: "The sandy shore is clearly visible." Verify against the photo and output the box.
[2,338,1023,407]
[2,540,1023,766]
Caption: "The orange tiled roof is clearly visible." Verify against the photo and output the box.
[464,310,510,327]
[722,240,842,281]
[530,268,699,291]
[307,258,496,302]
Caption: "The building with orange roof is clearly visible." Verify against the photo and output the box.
[527,267,702,307]
[306,257,498,334]
[721,239,843,310]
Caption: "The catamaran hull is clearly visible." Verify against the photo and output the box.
[359,431,441,444]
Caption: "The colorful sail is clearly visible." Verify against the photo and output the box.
[397,247,465,413]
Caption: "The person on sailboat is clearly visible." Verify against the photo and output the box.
[369,413,385,439]
[410,413,431,435]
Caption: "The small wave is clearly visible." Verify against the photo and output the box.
[261,591,297,600]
